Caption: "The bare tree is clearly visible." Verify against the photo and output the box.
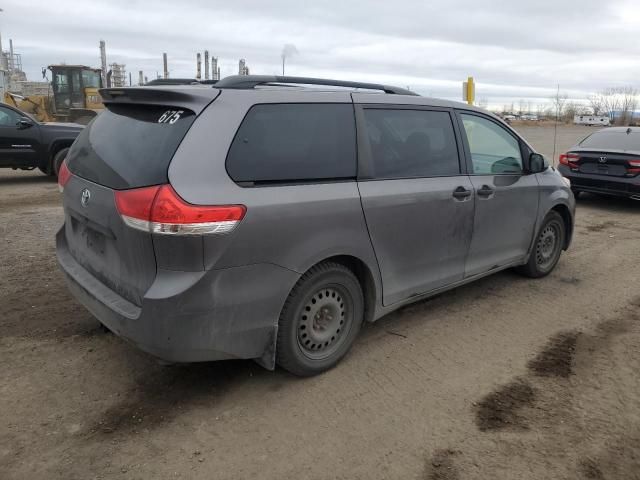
[563,102,578,123]
[588,94,605,116]
[518,99,526,116]
[619,86,638,125]
[537,103,553,120]
[550,90,568,121]
[600,88,621,124]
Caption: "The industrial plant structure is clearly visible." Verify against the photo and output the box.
[239,58,250,75]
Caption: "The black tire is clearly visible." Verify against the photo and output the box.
[276,262,364,376]
[516,211,566,278]
[52,147,70,177]
[38,165,53,176]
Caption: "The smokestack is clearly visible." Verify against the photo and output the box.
[163,53,168,79]
[9,39,14,71]
[211,56,219,80]
[196,53,202,80]
[99,40,107,87]
[138,70,144,86]
[129,72,132,86]
[204,51,209,80]
[144,75,148,84]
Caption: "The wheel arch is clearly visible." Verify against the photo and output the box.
[550,203,573,250]
[297,254,380,324]
[48,140,74,170]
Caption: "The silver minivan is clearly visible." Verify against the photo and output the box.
[56,75,575,376]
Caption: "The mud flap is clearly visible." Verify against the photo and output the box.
[255,324,278,370]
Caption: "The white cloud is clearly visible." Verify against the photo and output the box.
[2,0,639,105]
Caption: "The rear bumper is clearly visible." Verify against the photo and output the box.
[558,166,640,198]
[56,228,298,368]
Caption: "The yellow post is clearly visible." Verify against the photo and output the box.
[466,76,475,105]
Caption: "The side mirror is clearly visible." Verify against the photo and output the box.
[526,152,547,174]
[17,118,34,130]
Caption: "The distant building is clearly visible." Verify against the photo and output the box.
[0,70,7,99]
[238,59,250,76]
[109,63,127,87]
[8,81,51,96]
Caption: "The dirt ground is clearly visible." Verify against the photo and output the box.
[1,124,639,480]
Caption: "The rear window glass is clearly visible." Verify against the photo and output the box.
[66,104,195,189]
[226,103,356,183]
[579,131,640,151]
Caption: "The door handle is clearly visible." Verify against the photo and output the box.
[452,186,472,200]
[477,185,495,197]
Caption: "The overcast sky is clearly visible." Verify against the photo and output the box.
[2,0,639,108]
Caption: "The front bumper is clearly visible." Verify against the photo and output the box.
[56,228,299,368]
[558,166,640,198]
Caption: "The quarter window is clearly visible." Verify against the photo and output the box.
[363,109,460,179]
[226,103,356,183]
[460,114,523,174]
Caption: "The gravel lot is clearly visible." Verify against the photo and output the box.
[1,124,639,480]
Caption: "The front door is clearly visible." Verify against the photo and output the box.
[357,106,475,305]
[0,106,41,167]
[456,112,539,277]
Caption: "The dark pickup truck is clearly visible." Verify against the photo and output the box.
[0,102,84,177]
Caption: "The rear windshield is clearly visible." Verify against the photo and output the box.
[66,104,196,189]
[579,131,640,151]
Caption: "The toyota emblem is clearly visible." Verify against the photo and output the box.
[80,188,91,207]
[598,156,607,163]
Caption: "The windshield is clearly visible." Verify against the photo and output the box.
[82,70,102,88]
[579,131,640,151]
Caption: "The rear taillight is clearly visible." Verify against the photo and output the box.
[559,153,580,170]
[628,159,640,176]
[57,161,72,192]
[114,184,246,236]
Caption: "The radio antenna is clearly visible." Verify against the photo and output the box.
[552,84,560,167]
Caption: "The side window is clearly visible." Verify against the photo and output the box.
[460,114,523,174]
[0,107,20,127]
[226,103,356,183]
[363,109,460,179]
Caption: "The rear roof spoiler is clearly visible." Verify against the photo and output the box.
[99,87,219,114]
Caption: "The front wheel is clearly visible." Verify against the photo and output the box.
[276,262,364,376]
[516,211,566,278]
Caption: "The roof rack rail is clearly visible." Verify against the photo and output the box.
[214,75,418,96]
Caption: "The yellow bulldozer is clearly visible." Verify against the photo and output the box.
[3,65,104,124]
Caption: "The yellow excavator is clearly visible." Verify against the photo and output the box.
[3,65,104,124]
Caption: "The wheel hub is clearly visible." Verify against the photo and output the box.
[536,225,558,266]
[298,287,346,356]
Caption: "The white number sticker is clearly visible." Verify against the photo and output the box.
[158,110,184,124]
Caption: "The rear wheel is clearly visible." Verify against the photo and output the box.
[52,147,70,177]
[276,262,364,376]
[516,211,566,278]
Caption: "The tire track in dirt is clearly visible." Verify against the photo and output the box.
[425,296,640,479]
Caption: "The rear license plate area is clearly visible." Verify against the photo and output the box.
[70,215,106,255]
[82,226,106,255]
